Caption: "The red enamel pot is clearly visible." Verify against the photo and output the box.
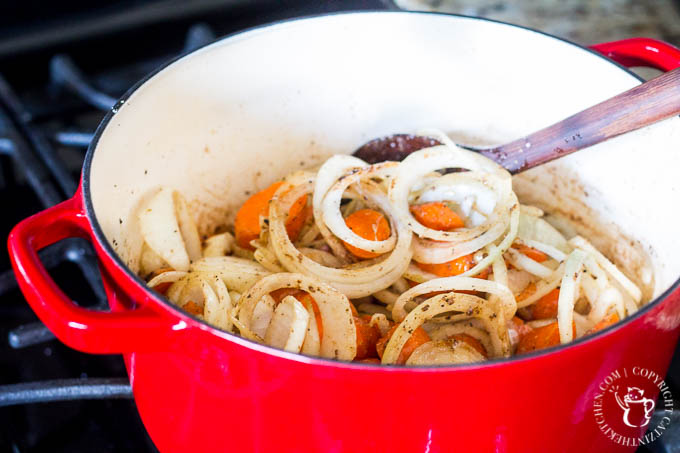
[8,12,680,453]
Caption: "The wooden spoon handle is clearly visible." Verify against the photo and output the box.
[482,67,680,173]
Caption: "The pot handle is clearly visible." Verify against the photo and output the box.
[8,195,174,353]
[590,37,680,71]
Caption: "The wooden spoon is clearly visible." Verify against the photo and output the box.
[354,67,680,173]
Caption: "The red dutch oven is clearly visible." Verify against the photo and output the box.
[8,12,680,453]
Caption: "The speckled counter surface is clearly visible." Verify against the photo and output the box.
[395,0,680,46]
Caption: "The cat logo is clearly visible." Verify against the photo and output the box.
[592,366,674,447]
[614,386,655,428]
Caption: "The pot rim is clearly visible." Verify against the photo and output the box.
[82,9,678,370]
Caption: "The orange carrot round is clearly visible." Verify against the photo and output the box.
[410,202,464,231]
[531,288,560,320]
[376,323,431,364]
[182,300,203,316]
[517,321,576,354]
[512,243,548,262]
[342,209,391,259]
[450,333,487,357]
[354,314,381,360]
[416,254,474,277]
[587,312,620,334]
[147,267,175,295]
[234,181,308,250]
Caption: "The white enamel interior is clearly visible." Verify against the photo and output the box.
[88,12,680,301]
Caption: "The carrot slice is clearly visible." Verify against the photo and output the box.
[512,244,548,263]
[355,358,381,364]
[342,209,391,259]
[517,321,576,354]
[416,254,474,277]
[354,314,381,360]
[410,202,464,231]
[376,323,431,364]
[270,288,323,340]
[449,333,487,358]
[182,300,203,316]
[587,312,620,334]
[234,181,308,250]
[531,288,560,320]
[147,267,175,295]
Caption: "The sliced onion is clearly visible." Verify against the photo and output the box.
[389,145,512,242]
[139,188,192,271]
[300,296,321,356]
[202,232,234,257]
[321,162,398,255]
[237,273,356,360]
[190,256,271,293]
[269,179,412,298]
[405,339,485,365]
[264,296,310,353]
[504,248,554,279]
[146,270,187,289]
[569,236,641,304]
[557,250,588,343]
[520,239,567,262]
[251,294,276,338]
[427,323,493,356]
[516,263,565,308]
[382,292,509,364]
[392,276,516,322]
[313,155,368,261]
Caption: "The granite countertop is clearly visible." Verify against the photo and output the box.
[395,0,680,46]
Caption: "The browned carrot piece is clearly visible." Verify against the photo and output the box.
[530,288,560,320]
[234,181,308,250]
[450,333,487,358]
[512,244,548,263]
[587,313,620,334]
[376,324,431,365]
[147,267,175,295]
[354,314,381,360]
[415,254,474,278]
[182,300,203,316]
[355,358,381,364]
[409,202,464,231]
[517,321,576,354]
[342,209,391,259]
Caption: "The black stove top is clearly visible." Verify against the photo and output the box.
[0,1,677,452]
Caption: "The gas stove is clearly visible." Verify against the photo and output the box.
[0,1,677,452]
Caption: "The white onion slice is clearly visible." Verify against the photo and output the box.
[269,180,412,298]
[504,248,554,279]
[251,294,276,338]
[202,232,235,257]
[392,276,516,322]
[190,256,271,293]
[139,188,192,271]
[264,296,310,353]
[146,270,187,289]
[321,162,398,255]
[238,273,356,360]
[557,250,588,343]
[427,323,493,356]
[569,236,642,304]
[389,145,511,242]
[313,155,368,261]
[382,292,509,364]
[405,339,485,365]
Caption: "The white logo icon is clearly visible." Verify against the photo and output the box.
[613,386,655,428]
